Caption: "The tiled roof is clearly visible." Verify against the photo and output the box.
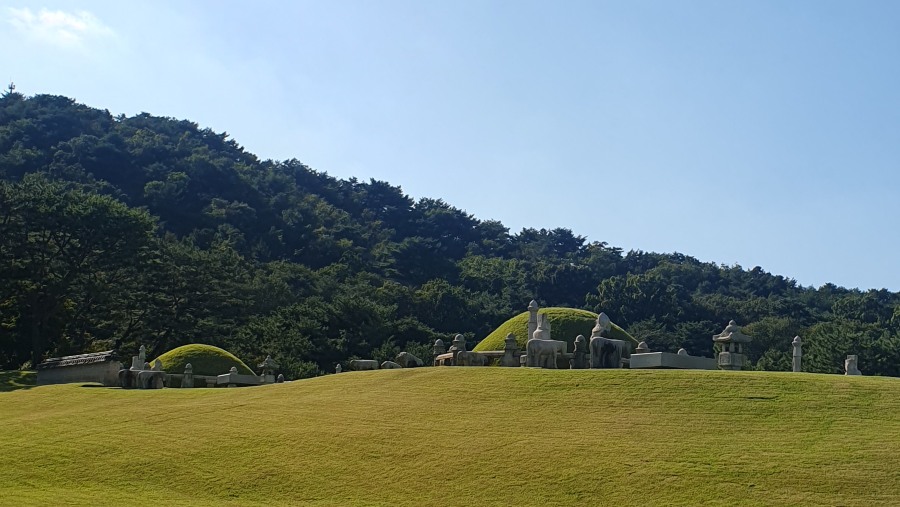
[37,351,118,369]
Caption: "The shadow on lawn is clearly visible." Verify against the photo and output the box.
[0,370,37,392]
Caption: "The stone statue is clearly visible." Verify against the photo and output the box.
[589,314,629,368]
[335,364,342,373]
[181,363,194,388]
[276,374,285,383]
[570,335,589,369]
[791,336,802,373]
[845,355,862,375]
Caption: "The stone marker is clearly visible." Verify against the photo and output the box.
[791,336,803,373]
[335,364,342,373]
[845,355,862,376]
[570,335,589,369]
[181,363,194,388]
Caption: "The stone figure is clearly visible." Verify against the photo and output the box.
[276,374,285,383]
[335,364,342,373]
[845,355,862,376]
[570,335,589,369]
[348,359,379,371]
[395,351,424,368]
[593,313,612,337]
[791,336,802,373]
[635,341,650,354]
[130,345,147,370]
[181,363,194,388]
[432,339,446,365]
[380,360,403,369]
[455,351,490,367]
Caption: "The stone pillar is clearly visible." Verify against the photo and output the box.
[791,336,802,373]
[449,334,466,365]
[432,339,446,366]
[527,300,539,345]
[501,333,520,367]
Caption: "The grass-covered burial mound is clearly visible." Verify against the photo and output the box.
[473,307,638,352]
[154,344,255,377]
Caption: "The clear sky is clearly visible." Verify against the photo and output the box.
[3,1,899,291]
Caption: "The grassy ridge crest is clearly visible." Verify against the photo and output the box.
[2,368,898,506]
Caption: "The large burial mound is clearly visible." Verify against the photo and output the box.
[154,344,255,377]
[473,307,638,352]
[2,368,900,506]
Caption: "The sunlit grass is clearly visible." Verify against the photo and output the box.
[2,368,899,506]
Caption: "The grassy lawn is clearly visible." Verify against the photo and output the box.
[0,370,36,392]
[2,368,900,506]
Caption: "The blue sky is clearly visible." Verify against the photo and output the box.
[3,1,899,290]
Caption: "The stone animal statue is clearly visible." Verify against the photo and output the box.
[136,369,165,389]
[525,339,566,368]
[348,359,379,371]
[455,351,490,367]
[589,336,631,369]
[395,351,424,368]
[380,360,403,369]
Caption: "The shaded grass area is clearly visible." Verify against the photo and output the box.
[2,369,900,506]
[0,370,36,392]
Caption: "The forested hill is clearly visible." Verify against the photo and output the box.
[2,91,899,378]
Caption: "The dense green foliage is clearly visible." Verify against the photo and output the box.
[473,307,637,352]
[154,344,255,377]
[2,91,900,379]
[3,369,900,505]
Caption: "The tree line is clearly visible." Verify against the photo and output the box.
[2,91,899,378]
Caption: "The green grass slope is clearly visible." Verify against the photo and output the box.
[474,307,638,352]
[2,369,900,506]
[154,344,255,376]
[0,370,35,392]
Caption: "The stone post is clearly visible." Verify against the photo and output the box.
[791,336,802,373]
[501,333,520,367]
[432,339,446,366]
[527,300,539,345]
[449,334,466,365]
[570,335,589,369]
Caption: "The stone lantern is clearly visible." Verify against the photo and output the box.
[712,320,751,371]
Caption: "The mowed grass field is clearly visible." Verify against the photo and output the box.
[2,368,900,506]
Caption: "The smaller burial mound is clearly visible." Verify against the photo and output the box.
[473,307,638,353]
[154,344,255,377]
